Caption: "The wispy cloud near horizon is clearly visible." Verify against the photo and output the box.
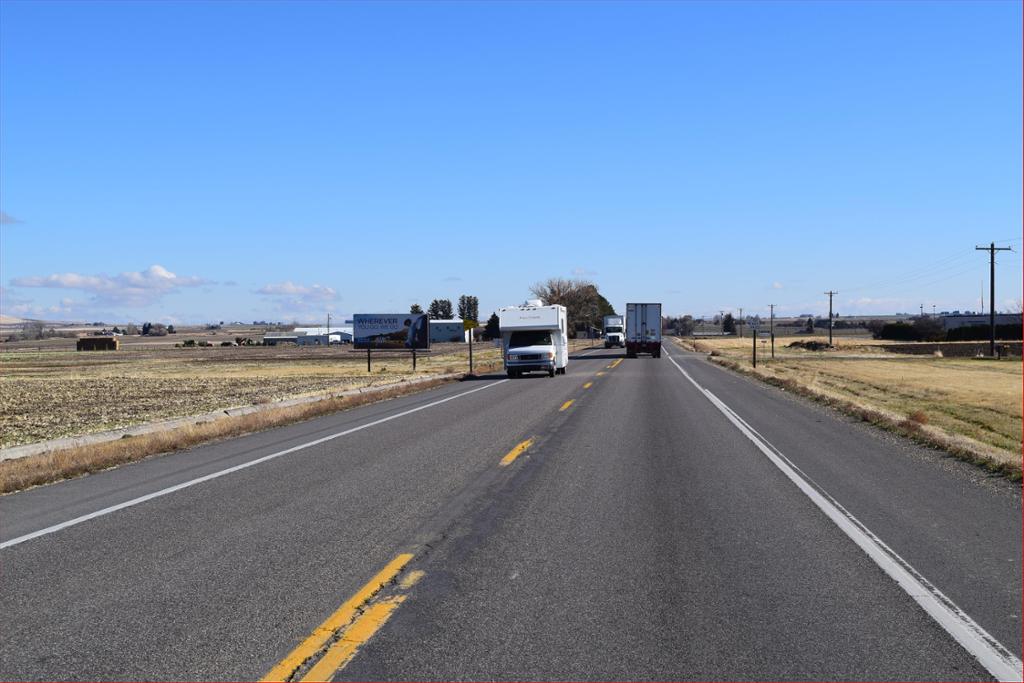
[255,280,340,316]
[10,264,210,307]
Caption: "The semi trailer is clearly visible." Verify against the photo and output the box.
[625,302,662,358]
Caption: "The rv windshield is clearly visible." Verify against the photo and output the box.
[605,326,623,333]
[508,330,552,348]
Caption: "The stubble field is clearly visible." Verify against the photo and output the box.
[0,342,507,448]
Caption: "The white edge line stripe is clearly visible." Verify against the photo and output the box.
[1,379,509,550]
[663,348,1022,682]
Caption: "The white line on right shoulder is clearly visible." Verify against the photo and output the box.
[664,351,1022,682]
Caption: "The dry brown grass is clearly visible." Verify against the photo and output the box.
[675,336,1022,479]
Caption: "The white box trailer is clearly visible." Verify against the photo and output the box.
[603,315,625,348]
[626,303,662,358]
[498,300,569,377]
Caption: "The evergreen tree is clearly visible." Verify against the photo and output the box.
[410,303,423,314]
[484,312,500,340]
[723,313,736,334]
[458,295,479,321]
[428,299,454,319]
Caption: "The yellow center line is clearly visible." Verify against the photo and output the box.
[559,399,574,412]
[583,382,593,389]
[607,358,623,369]
[596,371,606,376]
[499,438,534,467]
[299,596,407,682]
[261,553,413,682]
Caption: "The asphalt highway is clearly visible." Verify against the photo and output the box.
[1,343,1020,681]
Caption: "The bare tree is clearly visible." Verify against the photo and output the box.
[529,278,611,335]
[21,321,44,340]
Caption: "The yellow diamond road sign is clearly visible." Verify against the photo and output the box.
[463,319,478,331]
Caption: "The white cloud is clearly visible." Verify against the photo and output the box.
[10,264,209,307]
[255,281,340,315]
[571,267,598,277]
[772,281,784,290]
[256,281,337,301]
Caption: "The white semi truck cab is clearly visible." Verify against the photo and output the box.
[498,300,569,378]
[625,302,662,358]
[603,315,625,348]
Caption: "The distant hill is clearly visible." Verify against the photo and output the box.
[0,314,30,325]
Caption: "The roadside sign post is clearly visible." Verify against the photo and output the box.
[752,328,757,368]
[464,319,478,375]
[412,348,417,371]
[367,347,371,373]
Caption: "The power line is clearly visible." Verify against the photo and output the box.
[841,250,976,294]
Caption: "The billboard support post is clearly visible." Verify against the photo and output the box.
[367,347,371,373]
[469,333,474,375]
[412,348,417,371]
[752,328,757,368]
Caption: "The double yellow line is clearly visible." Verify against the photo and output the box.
[265,357,628,680]
[262,554,417,682]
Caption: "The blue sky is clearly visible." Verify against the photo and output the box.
[1,0,1020,324]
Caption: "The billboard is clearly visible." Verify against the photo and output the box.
[353,314,430,350]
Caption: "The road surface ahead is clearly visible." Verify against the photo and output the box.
[1,344,1020,681]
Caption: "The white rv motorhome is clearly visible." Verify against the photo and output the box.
[498,300,569,378]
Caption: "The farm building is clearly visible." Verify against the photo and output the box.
[77,337,120,351]
[941,313,1022,330]
[262,333,299,346]
[263,327,353,346]
[429,319,469,343]
[294,326,353,344]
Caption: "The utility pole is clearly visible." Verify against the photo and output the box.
[752,327,757,368]
[326,312,331,345]
[738,307,744,338]
[719,310,726,336]
[919,304,924,318]
[976,242,1013,357]
[824,291,837,346]
[769,304,775,359]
